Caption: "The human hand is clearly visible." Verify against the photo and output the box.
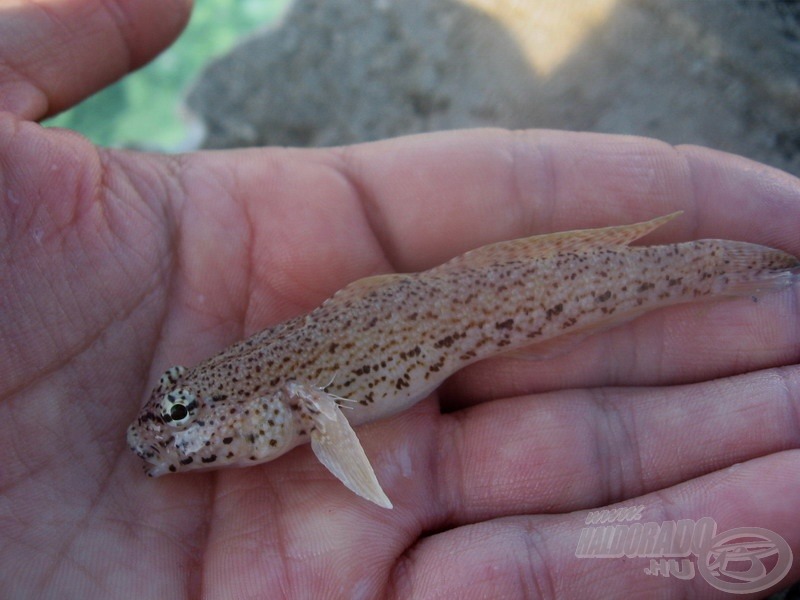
[2,2,798,597]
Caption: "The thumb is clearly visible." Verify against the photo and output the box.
[0,0,192,120]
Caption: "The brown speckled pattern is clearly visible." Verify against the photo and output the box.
[127,215,799,476]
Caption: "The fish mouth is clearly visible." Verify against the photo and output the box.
[127,426,171,477]
[130,445,170,477]
[131,448,171,478]
[143,461,171,478]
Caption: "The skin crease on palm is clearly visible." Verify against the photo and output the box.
[1,1,799,598]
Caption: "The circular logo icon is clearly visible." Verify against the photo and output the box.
[697,527,793,594]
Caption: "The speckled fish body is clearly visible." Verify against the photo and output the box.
[127,213,799,508]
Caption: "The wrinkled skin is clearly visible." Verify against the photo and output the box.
[1,1,799,598]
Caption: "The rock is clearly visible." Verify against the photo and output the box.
[186,0,800,176]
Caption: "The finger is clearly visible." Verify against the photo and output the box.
[0,0,192,119]
[337,129,800,272]
[676,143,800,249]
[375,364,800,524]
[388,451,800,598]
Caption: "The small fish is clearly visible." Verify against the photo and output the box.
[127,213,799,508]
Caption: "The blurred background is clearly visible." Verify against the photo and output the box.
[44,0,799,176]
[44,0,290,150]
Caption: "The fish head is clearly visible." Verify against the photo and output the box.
[126,365,294,476]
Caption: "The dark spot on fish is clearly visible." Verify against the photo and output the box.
[546,303,563,320]
[526,326,544,338]
[495,318,514,330]
[434,335,455,349]
[201,455,217,464]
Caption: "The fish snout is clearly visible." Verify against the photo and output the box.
[126,424,170,476]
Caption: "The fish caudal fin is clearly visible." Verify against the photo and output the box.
[285,382,393,509]
[711,240,800,297]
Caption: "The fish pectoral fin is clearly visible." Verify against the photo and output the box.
[285,382,393,509]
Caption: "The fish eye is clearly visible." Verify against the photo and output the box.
[161,389,198,428]
[169,403,188,421]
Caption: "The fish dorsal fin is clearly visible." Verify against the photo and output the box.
[431,212,682,273]
[326,273,411,305]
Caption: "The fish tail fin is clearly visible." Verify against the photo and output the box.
[711,240,800,297]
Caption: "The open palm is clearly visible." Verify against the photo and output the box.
[2,2,799,598]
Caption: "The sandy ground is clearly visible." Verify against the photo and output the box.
[186,0,799,177]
